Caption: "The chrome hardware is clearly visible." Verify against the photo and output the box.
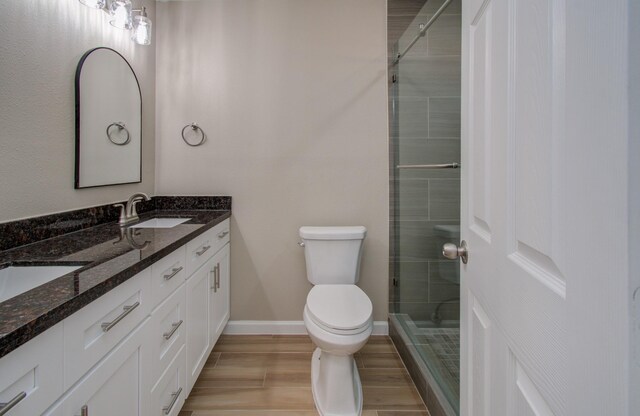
[442,240,468,264]
[393,0,453,65]
[116,192,151,226]
[396,162,460,170]
[217,230,229,238]
[216,262,221,290]
[298,241,305,247]
[101,301,140,332]
[77,405,89,416]
[0,391,27,416]
[211,264,219,292]
[196,245,211,256]
[182,122,206,147]
[163,320,183,340]
[114,203,127,225]
[163,266,183,281]
[106,122,131,146]
[163,387,183,415]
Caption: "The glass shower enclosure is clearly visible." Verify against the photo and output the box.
[389,0,461,414]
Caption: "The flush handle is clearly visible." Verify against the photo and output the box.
[442,240,468,264]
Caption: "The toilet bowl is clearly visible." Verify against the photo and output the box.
[299,226,373,416]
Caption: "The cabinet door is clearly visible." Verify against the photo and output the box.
[44,319,151,416]
[0,324,63,416]
[185,260,212,394]
[210,242,230,345]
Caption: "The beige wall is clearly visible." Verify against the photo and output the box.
[155,0,389,321]
[0,0,155,222]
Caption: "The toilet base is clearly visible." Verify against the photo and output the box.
[311,347,363,416]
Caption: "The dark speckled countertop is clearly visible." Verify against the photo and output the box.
[0,208,230,359]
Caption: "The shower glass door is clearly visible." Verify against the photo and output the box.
[389,0,461,414]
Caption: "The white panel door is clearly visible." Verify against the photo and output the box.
[461,0,635,415]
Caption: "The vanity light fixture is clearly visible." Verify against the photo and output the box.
[79,0,152,46]
[109,0,133,30]
[79,0,106,9]
[131,7,152,46]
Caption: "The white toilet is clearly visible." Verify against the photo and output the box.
[299,226,373,416]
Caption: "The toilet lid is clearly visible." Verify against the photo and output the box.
[306,285,373,331]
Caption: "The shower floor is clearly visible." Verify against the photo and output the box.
[396,314,460,410]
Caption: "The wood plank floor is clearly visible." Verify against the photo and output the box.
[179,335,429,416]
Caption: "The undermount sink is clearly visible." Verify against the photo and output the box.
[129,218,191,229]
[0,265,83,304]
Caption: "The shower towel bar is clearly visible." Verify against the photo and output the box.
[396,163,460,169]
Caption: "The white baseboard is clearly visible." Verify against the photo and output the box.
[223,320,389,336]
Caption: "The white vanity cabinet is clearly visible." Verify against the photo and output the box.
[0,217,230,416]
[185,221,231,394]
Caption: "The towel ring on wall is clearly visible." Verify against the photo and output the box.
[106,122,131,145]
[181,123,206,147]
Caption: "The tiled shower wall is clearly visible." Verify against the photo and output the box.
[390,0,461,323]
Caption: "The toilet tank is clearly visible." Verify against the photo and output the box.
[299,226,367,285]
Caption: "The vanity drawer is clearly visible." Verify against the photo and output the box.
[0,323,63,416]
[185,219,230,275]
[151,245,186,307]
[63,268,152,389]
[150,346,186,416]
[150,283,186,386]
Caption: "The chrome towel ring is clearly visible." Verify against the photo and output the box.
[181,123,206,147]
[106,122,131,145]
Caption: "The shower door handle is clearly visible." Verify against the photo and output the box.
[442,241,468,264]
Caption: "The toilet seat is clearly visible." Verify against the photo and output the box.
[306,285,373,335]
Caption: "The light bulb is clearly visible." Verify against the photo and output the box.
[79,0,105,9]
[109,0,132,30]
[132,14,152,46]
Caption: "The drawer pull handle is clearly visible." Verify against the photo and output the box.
[101,301,140,332]
[211,264,219,292]
[163,320,184,340]
[163,266,183,281]
[196,245,211,256]
[162,387,183,415]
[218,230,229,238]
[216,262,221,289]
[0,391,26,416]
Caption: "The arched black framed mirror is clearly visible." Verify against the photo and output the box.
[75,47,142,189]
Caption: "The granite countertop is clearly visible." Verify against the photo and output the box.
[0,208,231,359]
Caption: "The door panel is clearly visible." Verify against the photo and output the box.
[462,0,566,414]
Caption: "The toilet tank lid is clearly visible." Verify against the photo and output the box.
[299,226,367,240]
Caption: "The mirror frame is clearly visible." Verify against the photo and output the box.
[74,47,143,189]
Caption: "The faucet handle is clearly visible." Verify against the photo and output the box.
[130,198,144,219]
[113,203,127,226]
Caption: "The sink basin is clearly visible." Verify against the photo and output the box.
[0,265,83,304]
[129,218,191,229]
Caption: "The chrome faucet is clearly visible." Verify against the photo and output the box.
[114,192,151,226]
